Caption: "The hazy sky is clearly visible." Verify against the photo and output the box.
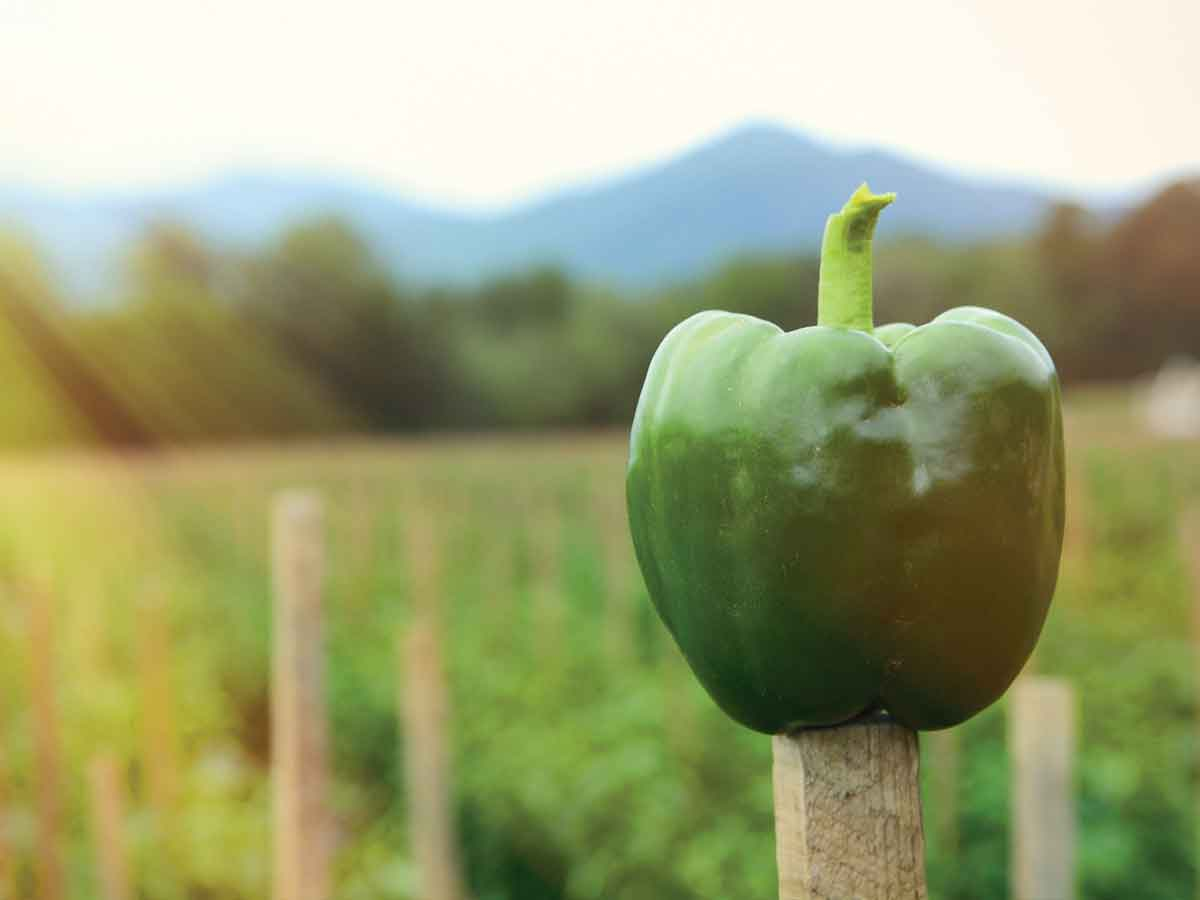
[2,0,1196,206]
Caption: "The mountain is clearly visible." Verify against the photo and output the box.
[0,123,1108,298]
[0,173,462,301]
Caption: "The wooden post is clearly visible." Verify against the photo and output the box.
[1182,506,1200,900]
[271,492,332,900]
[29,586,64,900]
[401,511,466,900]
[400,621,466,900]
[773,718,927,900]
[1009,678,1076,900]
[138,586,178,817]
[88,755,132,900]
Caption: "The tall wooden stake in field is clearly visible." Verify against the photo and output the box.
[400,513,467,900]
[1009,678,1076,900]
[271,492,332,900]
[138,586,178,817]
[773,717,928,899]
[1182,506,1200,900]
[88,755,133,900]
[29,585,64,900]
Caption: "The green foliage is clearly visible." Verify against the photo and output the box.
[234,218,455,430]
[4,179,1199,447]
[0,393,1197,898]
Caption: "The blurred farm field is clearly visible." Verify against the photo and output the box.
[0,385,1197,900]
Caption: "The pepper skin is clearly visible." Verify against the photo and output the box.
[626,185,1064,733]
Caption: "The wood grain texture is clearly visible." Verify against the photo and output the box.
[1009,678,1076,900]
[88,755,132,900]
[271,492,332,900]
[773,720,927,900]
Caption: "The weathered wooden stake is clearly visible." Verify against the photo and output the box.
[401,513,467,900]
[1181,506,1200,900]
[773,718,927,900]
[29,586,64,900]
[401,621,466,900]
[271,492,332,900]
[88,755,133,900]
[138,586,178,817]
[1009,677,1076,900]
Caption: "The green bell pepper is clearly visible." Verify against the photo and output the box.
[626,185,1064,733]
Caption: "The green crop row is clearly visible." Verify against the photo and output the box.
[0,391,1195,898]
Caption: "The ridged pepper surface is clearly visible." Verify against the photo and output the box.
[626,185,1064,733]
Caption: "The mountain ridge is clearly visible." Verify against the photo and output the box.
[0,121,1148,299]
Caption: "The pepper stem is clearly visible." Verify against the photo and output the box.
[816,184,895,332]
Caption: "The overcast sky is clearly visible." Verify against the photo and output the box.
[1,0,1196,207]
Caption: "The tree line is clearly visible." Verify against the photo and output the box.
[0,177,1196,447]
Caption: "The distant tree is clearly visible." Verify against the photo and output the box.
[1027,203,1110,378]
[477,267,571,333]
[695,254,819,333]
[125,221,217,298]
[874,236,957,327]
[67,222,351,442]
[1101,179,1200,374]
[7,173,1200,448]
[1036,203,1099,306]
[234,218,453,429]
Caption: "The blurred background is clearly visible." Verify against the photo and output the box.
[0,0,1198,897]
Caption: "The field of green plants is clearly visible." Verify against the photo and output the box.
[0,385,1197,900]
